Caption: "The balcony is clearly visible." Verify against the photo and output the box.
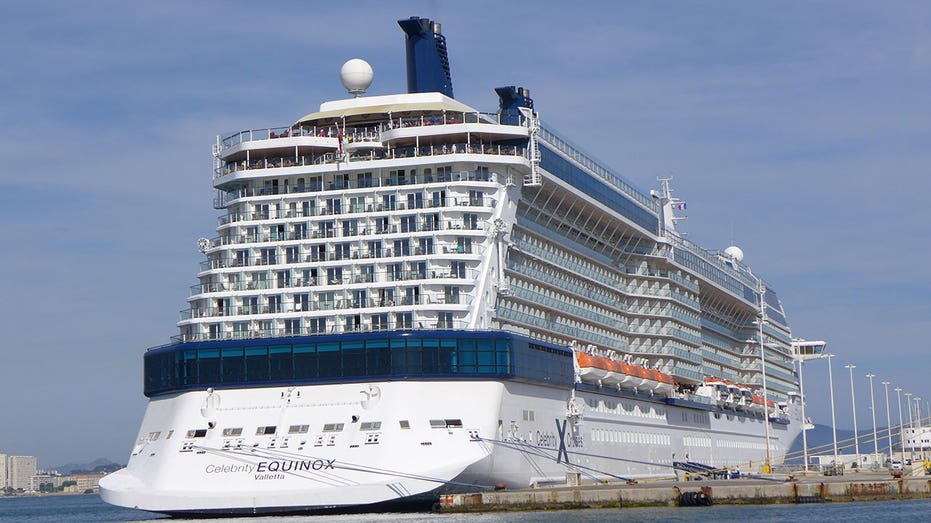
[215,143,526,180]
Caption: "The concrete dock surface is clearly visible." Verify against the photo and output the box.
[438,466,931,512]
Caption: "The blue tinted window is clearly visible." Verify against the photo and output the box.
[246,346,268,382]
[221,347,244,383]
[143,332,569,397]
[269,345,291,380]
[293,344,316,379]
[198,349,221,383]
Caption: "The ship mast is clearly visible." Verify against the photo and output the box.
[652,177,687,238]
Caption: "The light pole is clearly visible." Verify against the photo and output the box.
[906,392,914,460]
[846,364,860,465]
[866,373,878,466]
[882,380,893,462]
[753,280,771,472]
[915,397,923,460]
[828,354,839,468]
[916,397,923,429]
[798,354,809,471]
[896,387,905,464]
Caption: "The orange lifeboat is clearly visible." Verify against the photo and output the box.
[601,359,624,387]
[748,394,766,413]
[629,365,651,392]
[655,371,675,395]
[643,368,662,393]
[576,352,608,384]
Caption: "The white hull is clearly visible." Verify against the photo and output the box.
[101,379,800,514]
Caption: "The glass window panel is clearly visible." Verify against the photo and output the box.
[246,346,269,382]
[197,348,221,384]
[269,345,292,380]
[293,344,317,379]
[182,349,198,385]
[317,342,341,378]
[342,340,364,377]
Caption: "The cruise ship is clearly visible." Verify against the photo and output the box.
[100,16,804,516]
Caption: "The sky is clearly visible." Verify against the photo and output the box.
[1,1,929,467]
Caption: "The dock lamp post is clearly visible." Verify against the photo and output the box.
[896,388,905,464]
[916,397,922,430]
[750,279,772,473]
[846,364,860,466]
[882,380,893,463]
[867,373,878,466]
[828,354,839,469]
[915,397,923,459]
[906,392,914,460]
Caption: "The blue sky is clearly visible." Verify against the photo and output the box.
[1,1,929,467]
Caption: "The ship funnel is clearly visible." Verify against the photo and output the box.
[398,16,454,98]
[495,85,535,125]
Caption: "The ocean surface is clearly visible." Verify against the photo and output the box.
[2,495,931,523]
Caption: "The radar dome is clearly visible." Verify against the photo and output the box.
[340,59,373,96]
[724,246,745,263]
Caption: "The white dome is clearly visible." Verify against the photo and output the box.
[340,59,373,95]
[724,245,745,263]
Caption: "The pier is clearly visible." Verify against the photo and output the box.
[438,467,931,512]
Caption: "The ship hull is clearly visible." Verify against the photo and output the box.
[101,378,800,515]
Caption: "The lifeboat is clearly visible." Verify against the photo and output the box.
[630,365,651,392]
[601,359,624,387]
[576,352,609,384]
[655,371,675,395]
[702,377,731,407]
[616,361,636,389]
[748,394,766,414]
[723,381,740,409]
[734,385,753,410]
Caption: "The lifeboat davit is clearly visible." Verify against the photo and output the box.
[703,377,730,407]
[735,385,752,410]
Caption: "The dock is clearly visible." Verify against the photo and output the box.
[438,468,931,512]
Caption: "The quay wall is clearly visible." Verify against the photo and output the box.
[438,477,931,512]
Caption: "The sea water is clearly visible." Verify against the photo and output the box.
[2,494,930,523]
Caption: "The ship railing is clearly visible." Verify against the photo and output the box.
[216,170,497,207]
[537,124,658,212]
[205,219,488,250]
[219,112,524,153]
[215,143,526,180]
[198,240,482,271]
[666,232,772,303]
[220,125,343,150]
[180,294,474,320]
[170,319,485,344]
[197,240,481,270]
[190,267,480,296]
[380,111,524,132]
[507,285,622,329]
[496,306,625,352]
